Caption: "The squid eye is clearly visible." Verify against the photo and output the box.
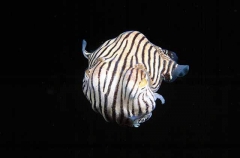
[85,69,90,75]
[85,69,91,78]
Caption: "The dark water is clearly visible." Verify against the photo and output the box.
[1,0,236,157]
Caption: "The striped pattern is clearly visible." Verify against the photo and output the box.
[82,31,188,127]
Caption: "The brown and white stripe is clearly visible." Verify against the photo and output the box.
[82,31,189,127]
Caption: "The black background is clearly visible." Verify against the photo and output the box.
[1,0,237,157]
